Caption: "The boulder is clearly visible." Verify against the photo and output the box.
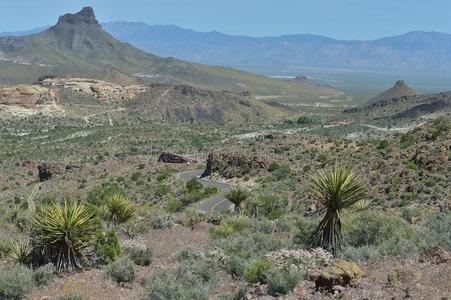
[315,260,363,291]
[37,163,65,182]
[419,246,449,264]
[157,152,192,164]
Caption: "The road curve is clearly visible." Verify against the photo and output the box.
[175,169,233,213]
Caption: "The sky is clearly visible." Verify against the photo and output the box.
[0,0,450,39]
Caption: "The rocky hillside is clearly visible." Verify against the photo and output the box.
[0,85,58,108]
[344,81,451,119]
[126,84,291,123]
[39,77,147,102]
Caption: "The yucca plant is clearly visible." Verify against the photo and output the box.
[309,163,366,257]
[225,187,250,214]
[7,239,32,265]
[104,194,136,229]
[30,201,99,272]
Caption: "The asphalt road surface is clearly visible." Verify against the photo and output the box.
[176,169,233,213]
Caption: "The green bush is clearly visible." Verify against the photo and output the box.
[95,230,121,264]
[209,216,250,238]
[0,265,35,300]
[296,115,315,125]
[266,269,303,296]
[186,178,203,192]
[243,259,271,283]
[167,198,184,213]
[106,257,136,284]
[126,246,153,266]
[256,194,289,220]
[33,263,55,286]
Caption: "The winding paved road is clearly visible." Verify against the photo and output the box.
[176,169,233,213]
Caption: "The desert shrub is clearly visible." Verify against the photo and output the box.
[183,207,205,230]
[186,178,203,192]
[146,251,215,300]
[167,198,184,213]
[265,269,303,296]
[103,194,136,229]
[33,263,55,286]
[124,240,153,266]
[378,139,389,149]
[151,213,173,229]
[265,248,332,274]
[56,292,84,300]
[0,265,35,300]
[209,216,250,238]
[220,286,247,300]
[251,218,276,234]
[87,184,124,206]
[256,194,289,220]
[121,219,149,239]
[106,256,136,284]
[95,230,121,264]
[293,217,318,247]
[342,211,426,262]
[273,164,291,181]
[243,259,271,283]
[31,201,99,272]
[7,239,32,265]
[424,210,451,249]
[343,211,415,247]
[146,270,209,300]
[296,115,315,125]
[176,247,205,262]
[0,239,10,259]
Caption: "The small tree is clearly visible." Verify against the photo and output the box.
[225,187,250,214]
[104,194,136,229]
[309,163,366,257]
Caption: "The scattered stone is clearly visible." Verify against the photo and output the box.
[315,260,363,291]
[419,246,449,264]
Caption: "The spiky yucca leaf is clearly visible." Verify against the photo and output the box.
[309,163,366,256]
[104,194,136,228]
[8,239,32,265]
[225,187,250,214]
[31,201,99,272]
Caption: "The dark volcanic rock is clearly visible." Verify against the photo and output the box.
[419,246,449,264]
[157,152,192,164]
[201,152,268,178]
[37,163,53,182]
[57,7,100,26]
[37,163,66,181]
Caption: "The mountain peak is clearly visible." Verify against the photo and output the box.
[370,80,418,104]
[56,7,99,26]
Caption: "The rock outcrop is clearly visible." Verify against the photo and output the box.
[57,7,100,27]
[39,77,146,102]
[0,85,59,108]
[315,260,363,291]
[419,246,449,264]
[201,152,268,178]
[157,152,193,164]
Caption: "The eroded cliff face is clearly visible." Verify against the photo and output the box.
[39,77,147,102]
[0,85,59,108]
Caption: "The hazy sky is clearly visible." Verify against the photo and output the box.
[1,0,450,39]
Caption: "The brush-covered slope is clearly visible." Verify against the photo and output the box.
[0,7,329,100]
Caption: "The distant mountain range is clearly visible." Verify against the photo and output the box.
[0,7,328,100]
[3,21,451,74]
